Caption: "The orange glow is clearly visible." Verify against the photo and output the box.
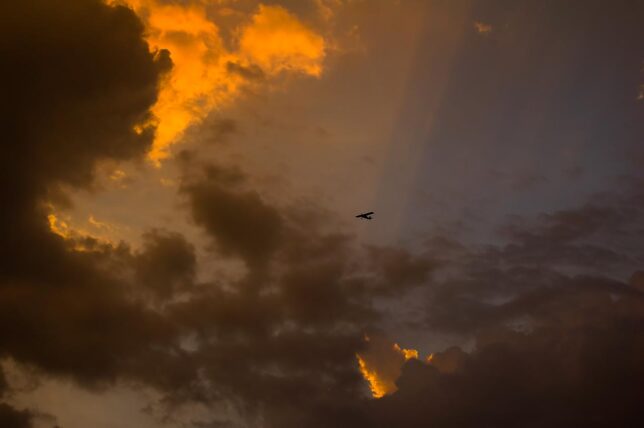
[121,1,326,163]
[474,21,493,35]
[125,0,229,163]
[239,5,325,77]
[356,337,420,398]
[48,214,71,239]
[394,343,420,360]
[356,354,389,398]
[47,211,116,251]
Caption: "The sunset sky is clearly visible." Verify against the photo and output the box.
[1,1,643,427]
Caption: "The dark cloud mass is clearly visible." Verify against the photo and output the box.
[0,404,32,428]
[182,166,285,269]
[135,229,196,299]
[1,0,644,427]
[368,285,644,428]
[0,0,175,422]
[0,367,32,428]
[0,0,171,282]
[384,187,644,426]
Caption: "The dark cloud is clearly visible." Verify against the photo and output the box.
[171,165,370,417]
[0,368,7,396]
[226,61,265,81]
[421,181,644,334]
[208,118,239,143]
[135,229,196,299]
[631,270,644,292]
[1,0,170,192]
[0,0,171,282]
[0,368,32,428]
[185,117,240,145]
[365,246,436,295]
[365,282,644,428]
[167,161,449,425]
[499,187,644,272]
[0,0,178,391]
[373,181,644,427]
[182,166,285,269]
[0,404,32,428]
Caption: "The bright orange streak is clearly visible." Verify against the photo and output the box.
[47,208,117,251]
[48,214,71,239]
[394,343,419,360]
[356,354,389,398]
[356,339,420,398]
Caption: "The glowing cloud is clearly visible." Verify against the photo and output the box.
[356,336,420,398]
[239,5,326,77]
[121,1,326,163]
[48,213,72,239]
[48,210,117,251]
[474,21,493,35]
[356,353,389,398]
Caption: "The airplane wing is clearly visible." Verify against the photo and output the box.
[356,212,374,219]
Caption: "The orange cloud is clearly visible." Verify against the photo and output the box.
[47,211,117,251]
[48,213,72,240]
[356,336,420,398]
[239,5,325,77]
[120,1,326,163]
[474,21,493,35]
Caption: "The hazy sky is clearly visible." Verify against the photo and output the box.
[1,1,643,427]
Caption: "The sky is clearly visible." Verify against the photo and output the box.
[1,0,643,427]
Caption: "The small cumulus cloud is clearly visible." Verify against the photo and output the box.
[474,21,493,35]
[159,177,176,187]
[88,215,114,232]
[315,0,343,22]
[107,168,131,188]
[238,4,326,77]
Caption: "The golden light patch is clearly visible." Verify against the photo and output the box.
[121,1,326,163]
[474,21,493,35]
[159,177,176,187]
[125,0,230,163]
[47,211,117,251]
[315,0,342,22]
[239,5,325,77]
[109,169,127,182]
[88,215,114,232]
[356,336,420,398]
[356,354,389,398]
[48,214,72,239]
[394,343,419,360]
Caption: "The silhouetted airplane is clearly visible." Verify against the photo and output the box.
[356,211,374,220]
